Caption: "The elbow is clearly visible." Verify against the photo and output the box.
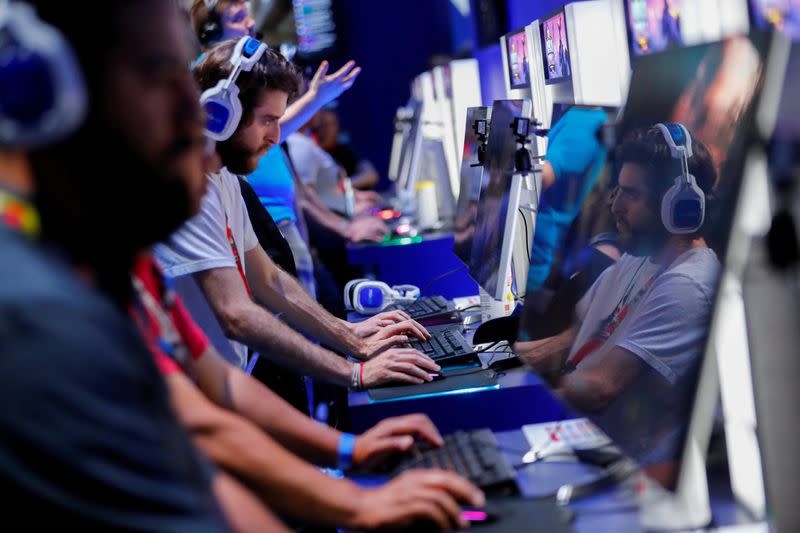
[217,305,250,342]
[563,374,619,414]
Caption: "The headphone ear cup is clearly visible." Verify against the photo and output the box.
[661,173,705,234]
[0,3,87,148]
[344,279,369,310]
[200,21,220,46]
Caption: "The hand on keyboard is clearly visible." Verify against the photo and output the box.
[352,413,444,471]
[353,470,485,531]
[375,430,520,497]
[348,309,417,339]
[407,328,479,368]
[355,319,432,359]
[362,347,441,387]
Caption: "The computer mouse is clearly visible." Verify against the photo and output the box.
[407,505,498,533]
[460,504,499,525]
[428,372,446,381]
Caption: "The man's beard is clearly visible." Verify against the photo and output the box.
[616,218,670,257]
[216,136,270,175]
[30,119,193,305]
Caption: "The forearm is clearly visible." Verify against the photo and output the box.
[256,267,362,356]
[350,163,378,190]
[228,368,341,466]
[278,91,318,143]
[555,372,612,413]
[193,409,366,528]
[213,471,292,533]
[229,301,352,386]
[518,325,577,378]
[299,190,349,238]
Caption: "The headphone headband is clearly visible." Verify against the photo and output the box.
[654,123,706,234]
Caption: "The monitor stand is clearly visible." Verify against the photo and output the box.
[479,281,515,324]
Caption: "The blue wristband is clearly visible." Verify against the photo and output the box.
[337,433,356,471]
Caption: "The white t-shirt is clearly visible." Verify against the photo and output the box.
[285,132,346,213]
[569,247,720,465]
[155,168,259,368]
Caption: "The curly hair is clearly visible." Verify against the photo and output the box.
[193,39,301,129]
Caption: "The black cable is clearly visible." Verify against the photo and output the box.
[475,340,505,353]
[419,264,467,296]
[518,207,531,262]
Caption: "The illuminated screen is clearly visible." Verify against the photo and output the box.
[539,10,572,83]
[292,0,337,57]
[468,99,526,296]
[750,0,800,40]
[505,30,530,89]
[454,107,490,266]
[625,0,684,57]
[516,35,771,490]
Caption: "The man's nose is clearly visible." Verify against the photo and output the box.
[611,194,624,215]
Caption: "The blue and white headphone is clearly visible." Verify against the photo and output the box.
[0,0,87,147]
[344,278,420,315]
[200,36,268,141]
[654,123,706,235]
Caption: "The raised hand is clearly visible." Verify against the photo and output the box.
[307,60,361,107]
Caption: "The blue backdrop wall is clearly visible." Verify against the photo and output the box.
[332,0,581,190]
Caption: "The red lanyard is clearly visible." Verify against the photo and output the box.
[225,213,252,297]
[0,189,40,239]
[569,259,666,367]
[131,266,190,367]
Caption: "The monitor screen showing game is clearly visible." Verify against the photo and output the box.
[539,9,572,84]
[750,0,800,40]
[625,0,685,57]
[454,106,490,266]
[505,29,530,89]
[516,34,771,490]
[468,99,527,297]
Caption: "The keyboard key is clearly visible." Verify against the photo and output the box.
[384,429,519,496]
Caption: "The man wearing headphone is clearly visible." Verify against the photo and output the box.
[0,0,279,529]
[516,124,721,488]
[191,0,256,48]
[157,38,438,391]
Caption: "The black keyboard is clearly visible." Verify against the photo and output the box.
[409,327,478,367]
[390,429,519,496]
[388,296,459,323]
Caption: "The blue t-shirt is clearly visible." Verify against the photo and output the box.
[247,145,297,224]
[0,226,228,530]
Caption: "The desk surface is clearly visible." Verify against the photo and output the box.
[346,306,765,531]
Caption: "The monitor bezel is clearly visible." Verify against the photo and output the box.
[504,26,531,90]
[539,7,573,86]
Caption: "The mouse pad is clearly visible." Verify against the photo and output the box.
[367,369,498,402]
[463,496,574,532]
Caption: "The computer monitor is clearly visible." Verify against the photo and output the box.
[516,32,776,529]
[749,0,800,40]
[417,136,457,223]
[624,0,685,58]
[539,8,572,85]
[468,98,531,301]
[395,100,424,194]
[454,106,490,266]
[505,28,530,90]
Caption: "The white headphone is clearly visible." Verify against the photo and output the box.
[654,123,706,235]
[0,0,87,148]
[200,36,267,141]
[344,279,420,315]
